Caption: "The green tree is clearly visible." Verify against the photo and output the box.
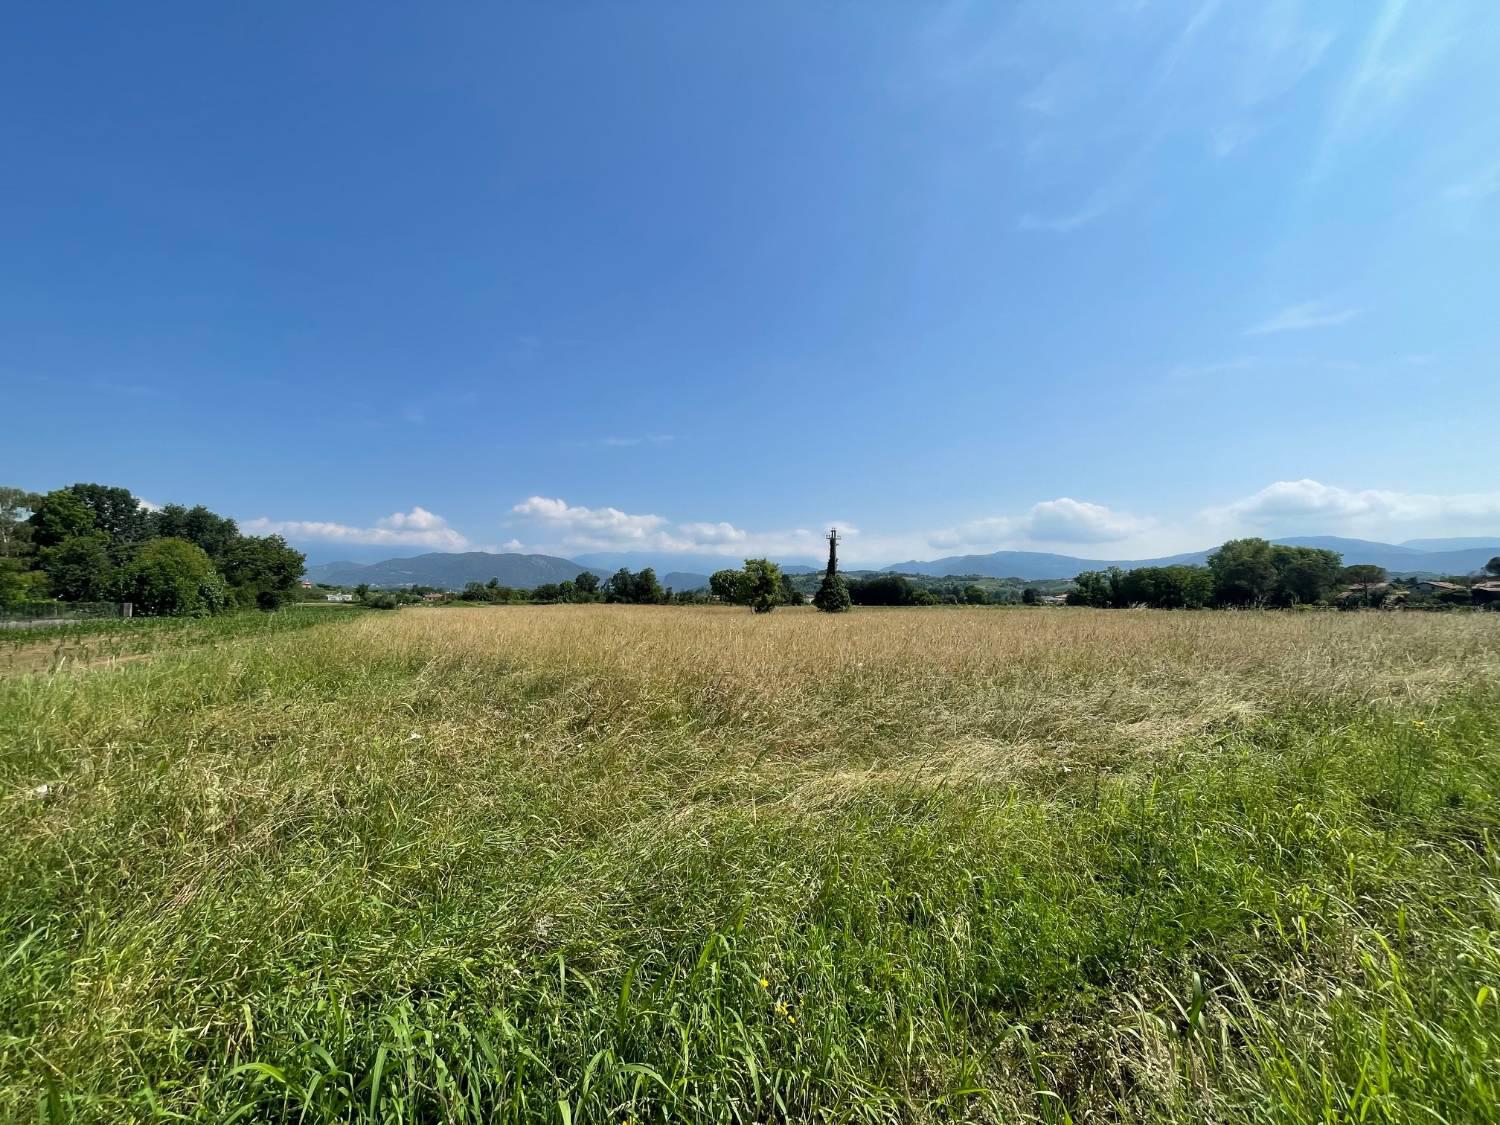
[1021,587,1042,605]
[219,534,304,609]
[962,584,988,605]
[65,483,148,548]
[1208,538,1278,606]
[149,504,239,561]
[1069,570,1112,607]
[605,568,635,603]
[847,574,925,606]
[574,571,600,597]
[741,558,783,614]
[779,571,802,605]
[27,489,96,548]
[38,534,116,601]
[1339,564,1387,591]
[813,572,851,612]
[0,556,47,607]
[636,568,664,604]
[1486,557,1500,578]
[1268,545,1342,605]
[0,486,40,558]
[119,538,228,616]
[710,568,746,604]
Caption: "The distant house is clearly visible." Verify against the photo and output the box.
[299,579,314,589]
[1474,582,1500,605]
[325,593,354,603]
[421,592,446,602]
[1416,580,1467,593]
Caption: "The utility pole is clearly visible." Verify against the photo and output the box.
[814,527,851,612]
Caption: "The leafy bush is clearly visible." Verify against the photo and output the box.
[118,538,229,617]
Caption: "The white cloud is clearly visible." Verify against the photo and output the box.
[1026,498,1150,542]
[378,506,446,531]
[1211,479,1500,531]
[510,497,670,544]
[1245,300,1361,335]
[507,496,849,560]
[242,507,470,550]
[931,498,1151,551]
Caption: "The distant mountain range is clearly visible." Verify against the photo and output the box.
[304,536,1500,590]
[885,536,1500,580]
[571,551,821,576]
[304,552,589,589]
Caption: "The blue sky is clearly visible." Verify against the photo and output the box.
[6,1,1498,566]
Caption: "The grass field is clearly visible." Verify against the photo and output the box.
[4,605,1500,1123]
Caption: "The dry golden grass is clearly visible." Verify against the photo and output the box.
[343,604,1500,777]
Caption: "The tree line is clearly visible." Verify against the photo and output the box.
[0,483,304,615]
[1069,538,1500,609]
[449,567,706,606]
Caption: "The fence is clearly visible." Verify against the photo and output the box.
[0,602,133,629]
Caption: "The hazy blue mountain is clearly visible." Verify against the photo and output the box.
[883,551,1133,580]
[1402,537,1500,551]
[306,535,1500,590]
[1272,538,1499,574]
[884,538,1500,580]
[571,551,821,576]
[304,552,588,589]
[297,545,434,567]
[1271,536,1423,558]
[1383,547,1500,575]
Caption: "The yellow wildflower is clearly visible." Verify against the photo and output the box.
[758,977,769,989]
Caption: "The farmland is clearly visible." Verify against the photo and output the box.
[4,605,1500,1122]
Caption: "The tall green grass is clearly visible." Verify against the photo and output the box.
[2,608,1498,1122]
[0,606,353,669]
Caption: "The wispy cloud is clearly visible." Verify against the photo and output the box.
[602,434,674,448]
[1245,300,1361,335]
[1154,0,1223,90]
[565,434,675,450]
[1312,0,1451,179]
[1015,126,1164,235]
[1169,357,1258,379]
[1015,198,1113,234]
[1445,159,1500,202]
